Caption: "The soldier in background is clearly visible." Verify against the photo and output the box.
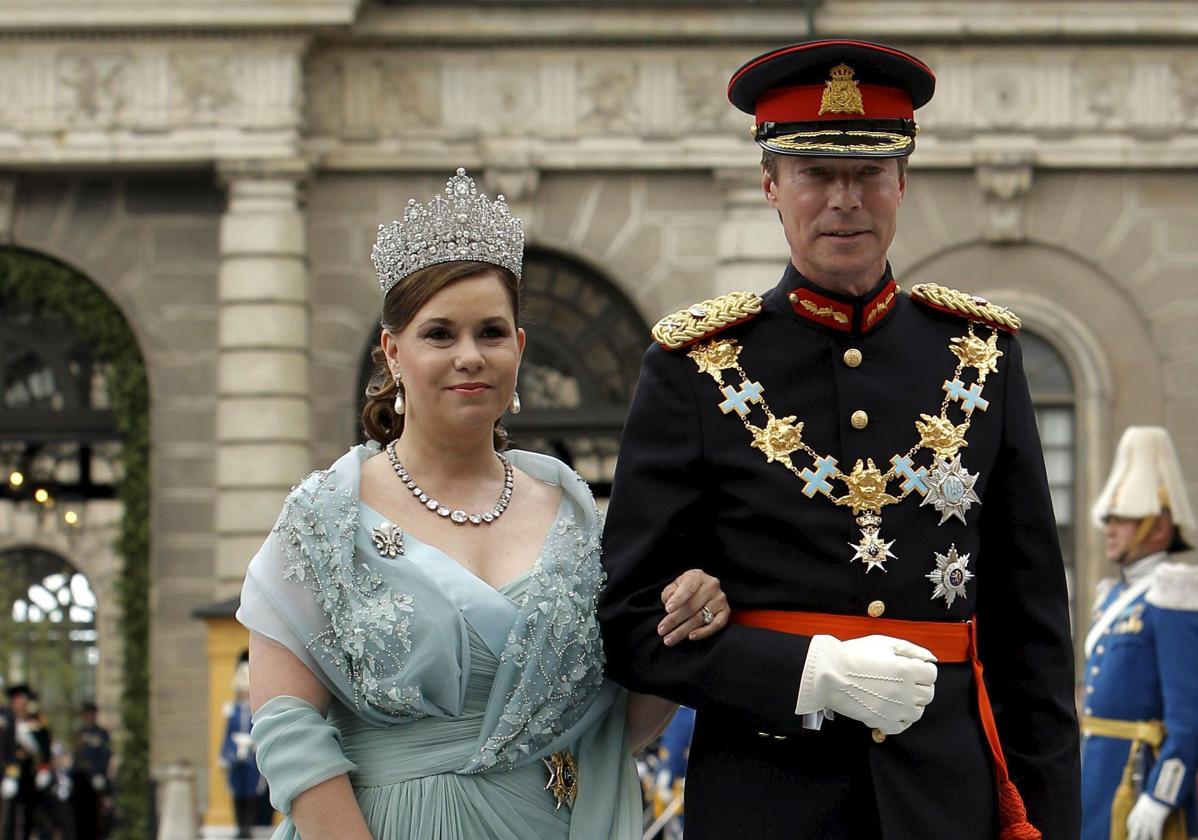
[1083,426,1198,840]
[220,657,262,840]
[70,702,111,839]
[2,686,51,840]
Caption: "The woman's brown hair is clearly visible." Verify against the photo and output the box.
[361,260,522,448]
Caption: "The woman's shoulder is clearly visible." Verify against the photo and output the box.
[280,443,378,516]
[505,448,599,527]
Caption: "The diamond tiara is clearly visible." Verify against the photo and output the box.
[372,168,525,297]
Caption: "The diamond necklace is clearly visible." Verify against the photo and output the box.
[385,439,513,526]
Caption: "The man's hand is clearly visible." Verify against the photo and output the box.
[658,569,730,646]
[797,634,937,735]
[1127,793,1171,840]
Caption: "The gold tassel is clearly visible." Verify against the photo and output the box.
[1109,739,1142,840]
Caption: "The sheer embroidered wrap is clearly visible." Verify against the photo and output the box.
[237,444,639,839]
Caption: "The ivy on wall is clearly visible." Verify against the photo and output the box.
[0,249,150,840]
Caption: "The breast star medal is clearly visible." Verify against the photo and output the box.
[920,455,981,525]
[543,750,578,810]
[926,544,974,608]
[370,521,404,557]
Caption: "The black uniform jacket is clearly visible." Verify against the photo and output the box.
[599,263,1081,840]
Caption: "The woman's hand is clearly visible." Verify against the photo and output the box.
[657,569,730,646]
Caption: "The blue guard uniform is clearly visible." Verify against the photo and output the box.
[1083,426,1198,840]
[1082,558,1198,840]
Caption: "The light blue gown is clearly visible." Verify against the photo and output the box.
[237,443,641,839]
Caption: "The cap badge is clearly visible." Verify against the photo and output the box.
[819,63,866,116]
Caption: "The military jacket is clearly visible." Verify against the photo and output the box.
[1082,558,1198,840]
[599,263,1080,839]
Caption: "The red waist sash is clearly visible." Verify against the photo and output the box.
[733,609,1041,840]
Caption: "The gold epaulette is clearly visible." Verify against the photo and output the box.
[651,291,763,350]
[909,283,1021,334]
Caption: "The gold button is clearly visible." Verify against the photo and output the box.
[843,348,862,368]
[871,728,887,744]
[867,600,885,618]
[851,410,869,430]
[788,292,799,305]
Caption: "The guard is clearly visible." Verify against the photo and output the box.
[1083,426,1198,840]
[598,39,1080,839]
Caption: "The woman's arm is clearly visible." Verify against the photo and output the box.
[249,633,372,840]
[625,693,679,753]
[624,568,731,750]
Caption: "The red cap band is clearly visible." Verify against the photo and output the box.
[755,83,914,125]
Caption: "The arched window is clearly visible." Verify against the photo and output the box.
[0,300,122,511]
[356,248,649,497]
[0,547,98,731]
[1021,330,1077,618]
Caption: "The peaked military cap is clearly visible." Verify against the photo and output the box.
[728,39,936,158]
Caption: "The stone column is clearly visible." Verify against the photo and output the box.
[215,160,311,594]
[713,167,788,293]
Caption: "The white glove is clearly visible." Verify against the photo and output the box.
[232,732,254,762]
[1,776,17,800]
[1127,793,1171,840]
[35,768,52,791]
[91,774,106,791]
[796,634,938,736]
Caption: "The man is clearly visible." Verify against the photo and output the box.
[1083,426,1198,840]
[2,686,51,840]
[220,656,263,840]
[71,701,112,839]
[598,39,1080,839]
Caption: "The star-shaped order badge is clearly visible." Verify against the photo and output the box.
[926,544,974,608]
[849,521,896,573]
[920,454,981,525]
[543,750,578,810]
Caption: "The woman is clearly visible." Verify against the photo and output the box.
[237,169,728,839]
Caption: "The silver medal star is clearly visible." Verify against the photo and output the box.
[926,544,974,609]
[920,455,981,525]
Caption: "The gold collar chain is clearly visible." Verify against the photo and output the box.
[688,324,1002,572]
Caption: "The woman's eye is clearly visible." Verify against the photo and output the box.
[425,328,452,341]
[481,326,508,339]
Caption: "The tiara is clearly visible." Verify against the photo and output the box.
[372,168,524,297]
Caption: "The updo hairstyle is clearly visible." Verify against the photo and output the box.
[361,260,522,448]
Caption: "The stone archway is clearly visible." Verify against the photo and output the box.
[0,245,150,832]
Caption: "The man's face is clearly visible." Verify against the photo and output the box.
[1103,515,1142,564]
[763,155,905,293]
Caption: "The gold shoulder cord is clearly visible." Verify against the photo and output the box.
[652,292,763,350]
[688,322,1003,573]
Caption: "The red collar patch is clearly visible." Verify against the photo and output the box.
[788,279,899,334]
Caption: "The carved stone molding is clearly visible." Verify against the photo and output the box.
[305,45,1198,170]
[975,155,1034,243]
[0,39,306,164]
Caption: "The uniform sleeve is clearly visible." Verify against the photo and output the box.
[1144,564,1198,809]
[598,344,811,735]
[975,335,1081,837]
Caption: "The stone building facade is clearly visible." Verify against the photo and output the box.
[1,0,1195,822]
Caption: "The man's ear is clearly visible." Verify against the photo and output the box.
[762,167,779,208]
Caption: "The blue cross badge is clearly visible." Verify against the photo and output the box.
[890,454,929,496]
[718,380,765,417]
[943,378,990,414]
[799,455,839,498]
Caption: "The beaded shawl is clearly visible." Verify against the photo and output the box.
[238,444,617,773]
